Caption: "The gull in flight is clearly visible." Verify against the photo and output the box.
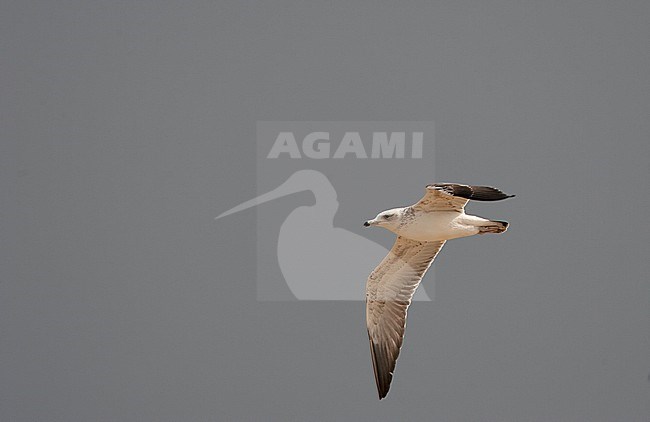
[363,183,515,399]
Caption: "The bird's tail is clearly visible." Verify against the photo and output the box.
[478,220,509,234]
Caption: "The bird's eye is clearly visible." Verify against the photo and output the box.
[383,214,393,219]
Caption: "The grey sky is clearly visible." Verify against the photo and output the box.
[1,1,649,421]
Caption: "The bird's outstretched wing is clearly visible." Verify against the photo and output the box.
[413,183,515,212]
[366,237,446,399]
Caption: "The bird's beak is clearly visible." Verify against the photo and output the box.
[363,220,375,227]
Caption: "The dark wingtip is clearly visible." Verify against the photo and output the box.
[368,334,393,400]
[467,186,515,201]
[377,383,389,400]
[432,183,515,202]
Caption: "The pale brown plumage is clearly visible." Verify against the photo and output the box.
[365,183,514,399]
[366,237,445,399]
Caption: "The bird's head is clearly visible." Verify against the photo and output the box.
[364,208,404,231]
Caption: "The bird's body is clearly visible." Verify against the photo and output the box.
[364,183,514,399]
[386,209,494,241]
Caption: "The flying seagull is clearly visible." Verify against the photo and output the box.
[364,183,515,399]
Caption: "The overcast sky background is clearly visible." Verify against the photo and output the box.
[2,1,649,421]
